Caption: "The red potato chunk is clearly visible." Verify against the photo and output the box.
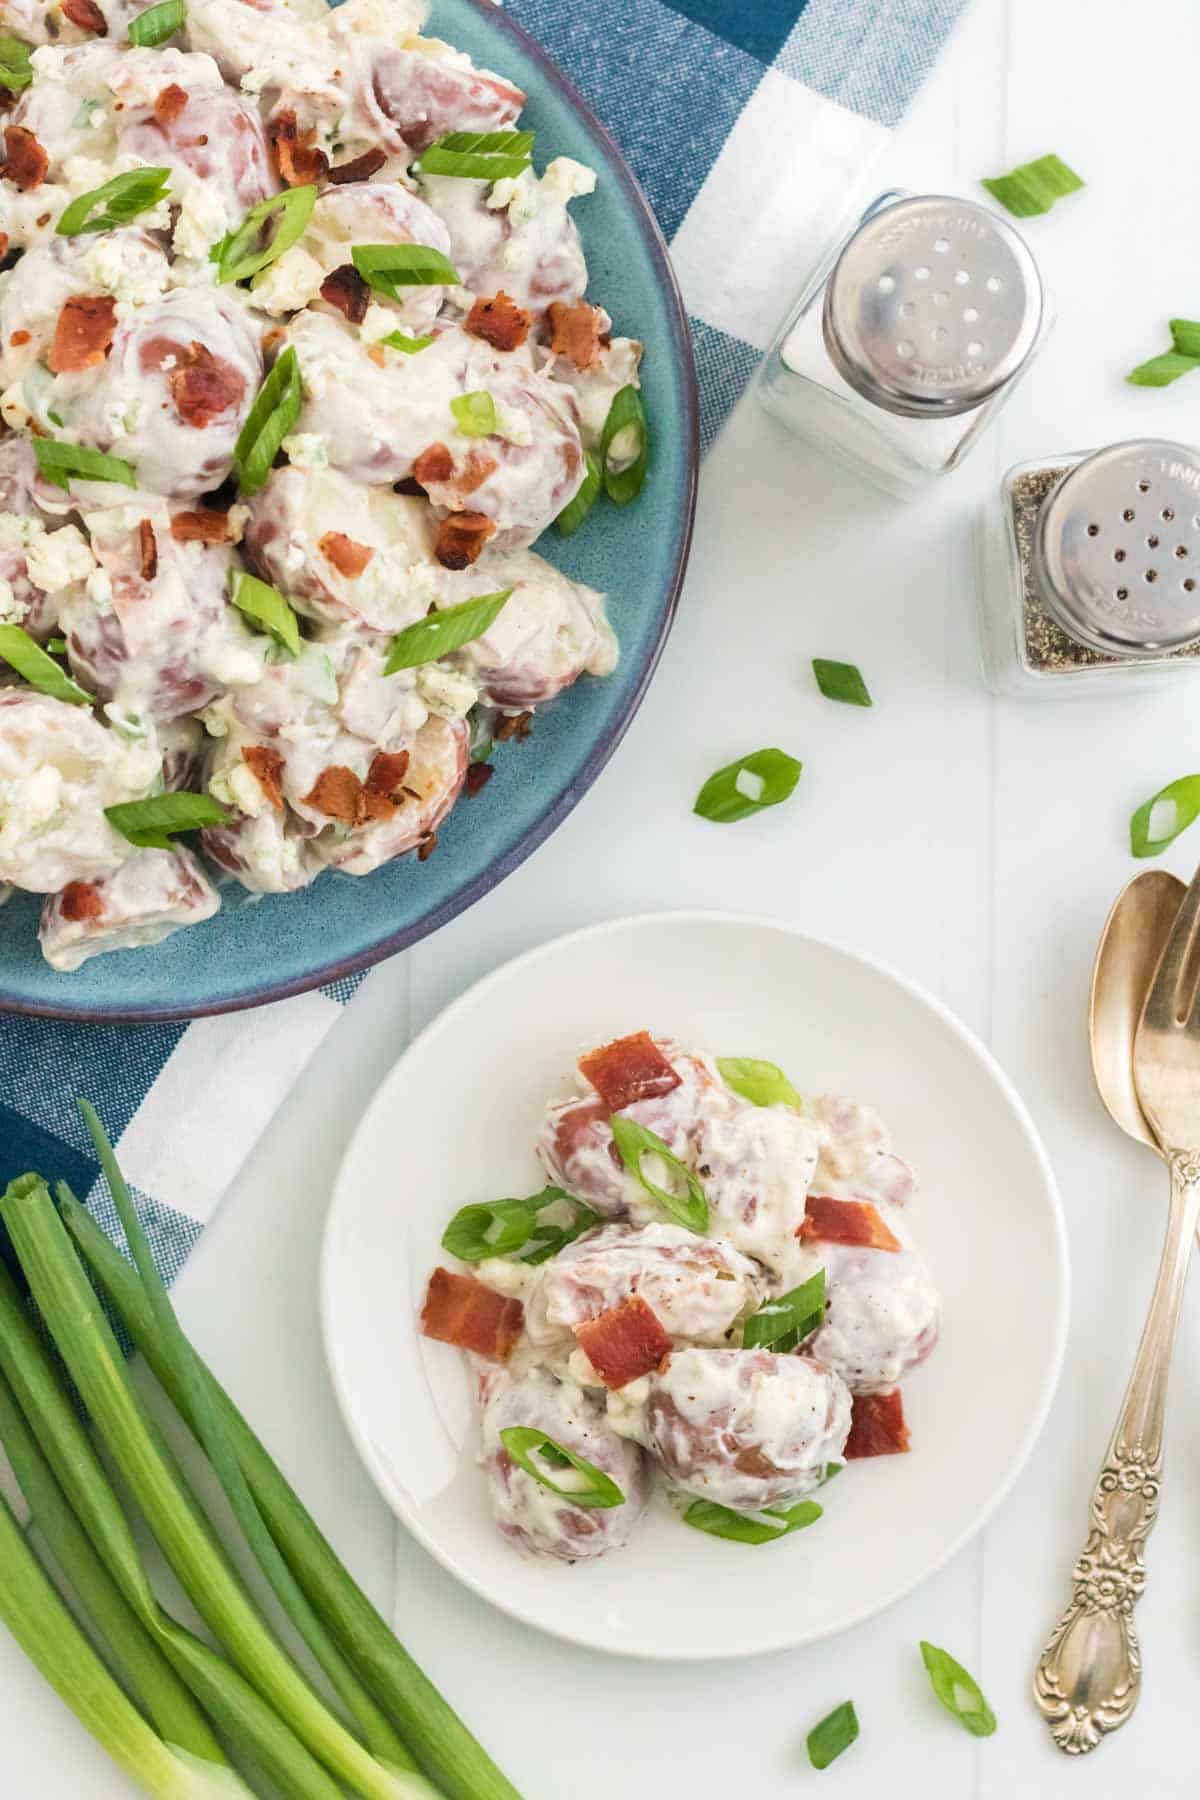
[39,846,218,972]
[526,1221,760,1348]
[361,46,524,155]
[118,78,278,220]
[66,289,262,500]
[636,1347,852,1511]
[479,1366,648,1563]
[314,714,468,875]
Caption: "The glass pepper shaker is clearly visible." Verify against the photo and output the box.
[757,193,1050,496]
[976,440,1200,696]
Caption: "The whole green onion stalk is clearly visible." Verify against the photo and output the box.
[0,1174,436,1800]
[59,1180,522,1800]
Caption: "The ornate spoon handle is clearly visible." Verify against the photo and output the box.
[1034,1148,1200,1754]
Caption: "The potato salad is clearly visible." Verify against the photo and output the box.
[0,0,642,971]
[422,1033,941,1562]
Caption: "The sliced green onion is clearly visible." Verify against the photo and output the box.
[812,658,872,707]
[1126,350,1199,388]
[105,792,229,850]
[598,384,647,505]
[442,1192,561,1262]
[417,130,534,181]
[981,154,1083,217]
[519,1199,600,1266]
[555,449,601,538]
[77,1103,417,1777]
[1170,319,1200,358]
[693,748,802,824]
[0,1486,240,1800]
[0,1188,353,1800]
[60,1192,523,1800]
[233,348,302,496]
[0,1361,225,1765]
[57,168,172,238]
[807,1700,859,1770]
[0,34,32,93]
[1130,774,1200,857]
[230,571,301,657]
[218,185,317,285]
[742,1270,825,1353]
[127,0,185,45]
[919,1641,997,1737]
[351,244,461,300]
[32,438,137,493]
[609,1115,707,1233]
[0,624,92,706]
[498,1427,624,1509]
[0,1175,435,1800]
[467,706,493,763]
[450,390,497,438]
[716,1056,802,1111]
[381,331,435,354]
[682,1497,822,1546]
[46,635,68,655]
[384,588,511,675]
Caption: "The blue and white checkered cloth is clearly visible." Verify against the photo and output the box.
[0,0,967,1292]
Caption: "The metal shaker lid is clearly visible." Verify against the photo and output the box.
[823,195,1043,419]
[1032,441,1200,656]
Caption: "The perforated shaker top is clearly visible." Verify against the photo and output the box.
[823,195,1043,419]
[1032,441,1200,656]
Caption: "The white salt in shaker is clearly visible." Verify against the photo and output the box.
[758,193,1050,496]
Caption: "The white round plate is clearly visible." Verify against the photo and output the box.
[321,912,1069,1660]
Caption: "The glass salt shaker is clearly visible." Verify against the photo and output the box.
[976,440,1200,696]
[758,192,1049,496]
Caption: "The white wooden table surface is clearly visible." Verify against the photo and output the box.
[10,0,1200,1791]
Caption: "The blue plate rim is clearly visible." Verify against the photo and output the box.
[0,1,699,1024]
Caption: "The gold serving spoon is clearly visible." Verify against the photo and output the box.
[1033,868,1187,1753]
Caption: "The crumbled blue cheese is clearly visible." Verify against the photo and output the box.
[416,662,477,718]
[251,247,325,316]
[281,432,328,470]
[172,182,232,264]
[30,45,71,81]
[0,578,25,624]
[86,566,114,613]
[25,525,95,594]
[101,390,143,438]
[359,302,401,347]
[211,758,270,818]
[540,158,597,207]
[81,235,169,306]
[493,399,532,447]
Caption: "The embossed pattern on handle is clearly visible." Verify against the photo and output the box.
[1034,1148,1200,1754]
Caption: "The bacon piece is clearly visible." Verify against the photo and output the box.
[465,290,532,353]
[167,341,246,429]
[46,295,117,374]
[318,529,374,578]
[271,108,328,187]
[578,1031,682,1113]
[302,764,361,824]
[0,236,8,264]
[170,507,232,544]
[420,1266,523,1360]
[241,744,285,810]
[319,263,369,326]
[456,448,498,497]
[353,749,411,824]
[844,1389,910,1459]
[154,84,189,125]
[328,146,387,184]
[59,880,104,923]
[417,831,438,861]
[412,441,453,487]
[62,0,107,31]
[4,126,49,193]
[546,300,605,372]
[465,760,493,797]
[494,709,532,742]
[798,1196,901,1254]
[138,518,158,581]
[433,510,495,570]
[9,328,28,347]
[574,1296,672,1390]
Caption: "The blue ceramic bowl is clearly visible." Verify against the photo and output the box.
[0,1,697,1021]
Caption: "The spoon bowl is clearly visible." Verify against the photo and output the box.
[1089,870,1184,1156]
